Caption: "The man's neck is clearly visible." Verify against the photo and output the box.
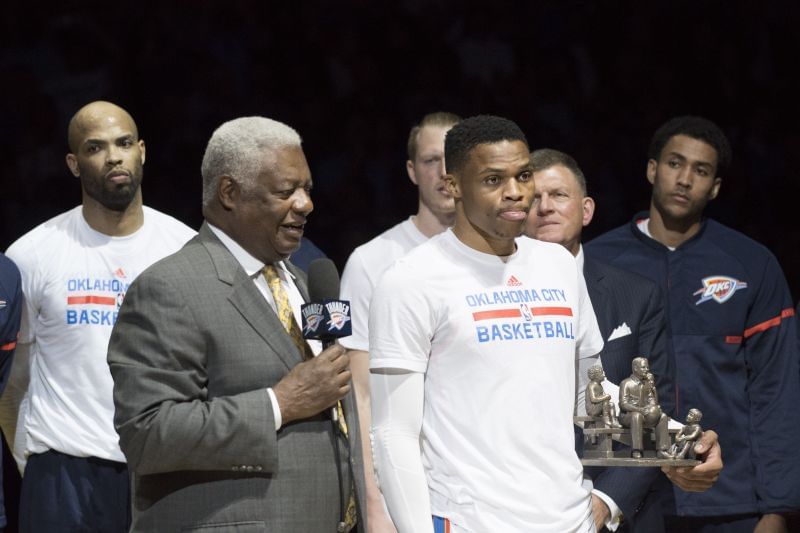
[81,193,144,236]
[647,203,702,249]
[413,203,454,238]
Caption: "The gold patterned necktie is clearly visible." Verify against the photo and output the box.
[262,265,357,530]
[263,265,311,359]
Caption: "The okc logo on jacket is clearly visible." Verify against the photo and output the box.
[693,275,748,305]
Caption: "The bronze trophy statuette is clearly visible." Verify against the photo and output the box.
[577,358,702,467]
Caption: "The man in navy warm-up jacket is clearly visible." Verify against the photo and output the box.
[587,116,800,532]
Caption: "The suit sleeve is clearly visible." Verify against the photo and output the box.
[590,278,673,524]
[741,254,800,512]
[108,272,278,476]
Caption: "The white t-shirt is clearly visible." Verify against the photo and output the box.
[4,206,195,464]
[340,217,427,351]
[370,230,604,532]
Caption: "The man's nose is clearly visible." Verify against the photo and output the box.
[676,167,693,188]
[503,178,524,200]
[293,189,314,214]
[537,193,552,213]
[106,146,123,166]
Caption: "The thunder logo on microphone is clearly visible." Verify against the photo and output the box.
[301,300,352,339]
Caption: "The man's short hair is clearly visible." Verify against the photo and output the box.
[648,116,732,176]
[530,148,588,195]
[444,115,528,174]
[407,112,461,161]
[201,117,301,207]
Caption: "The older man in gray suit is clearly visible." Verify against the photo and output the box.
[108,117,366,532]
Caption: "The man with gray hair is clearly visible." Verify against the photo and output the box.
[108,116,366,532]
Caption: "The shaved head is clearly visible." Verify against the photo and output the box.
[65,100,146,212]
[68,101,139,153]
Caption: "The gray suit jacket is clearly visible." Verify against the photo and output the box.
[108,223,366,532]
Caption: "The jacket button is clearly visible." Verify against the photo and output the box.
[232,466,239,472]
[255,466,263,472]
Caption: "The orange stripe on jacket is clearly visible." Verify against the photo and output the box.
[743,308,795,339]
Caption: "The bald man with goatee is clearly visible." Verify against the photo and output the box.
[0,101,195,532]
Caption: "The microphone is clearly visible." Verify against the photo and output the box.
[302,258,352,349]
[302,259,352,532]
[301,258,352,424]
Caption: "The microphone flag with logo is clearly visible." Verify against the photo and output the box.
[302,258,351,345]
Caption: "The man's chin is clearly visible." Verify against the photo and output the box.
[533,228,563,245]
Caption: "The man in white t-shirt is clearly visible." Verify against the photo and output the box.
[369,115,605,532]
[1,101,195,532]
[341,111,460,531]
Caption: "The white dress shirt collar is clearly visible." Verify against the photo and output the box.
[207,223,295,280]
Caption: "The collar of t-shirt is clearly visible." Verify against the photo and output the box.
[636,218,676,251]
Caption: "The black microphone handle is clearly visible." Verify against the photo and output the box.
[318,337,341,422]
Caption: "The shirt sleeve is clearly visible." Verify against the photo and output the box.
[340,250,372,351]
[369,262,433,373]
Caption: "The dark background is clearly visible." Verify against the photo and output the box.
[1,1,800,530]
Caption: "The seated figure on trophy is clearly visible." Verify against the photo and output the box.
[585,365,621,428]
[618,357,671,459]
[669,408,703,460]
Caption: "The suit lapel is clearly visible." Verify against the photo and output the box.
[199,223,304,370]
[584,256,612,338]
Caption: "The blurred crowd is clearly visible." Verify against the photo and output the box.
[1,0,799,295]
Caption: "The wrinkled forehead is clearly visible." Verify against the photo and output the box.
[534,164,581,190]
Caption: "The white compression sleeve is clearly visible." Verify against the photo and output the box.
[370,370,434,533]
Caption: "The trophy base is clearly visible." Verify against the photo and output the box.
[581,456,700,467]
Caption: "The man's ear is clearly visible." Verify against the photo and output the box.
[139,139,146,166]
[406,160,418,186]
[65,153,80,177]
[444,173,460,199]
[582,196,595,227]
[217,176,239,210]
[646,159,657,185]
[709,177,722,201]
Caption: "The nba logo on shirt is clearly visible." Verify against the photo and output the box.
[693,275,748,305]
[519,303,533,321]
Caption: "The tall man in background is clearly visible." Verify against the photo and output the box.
[341,111,459,531]
[108,116,366,531]
[0,101,195,532]
[587,116,800,532]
